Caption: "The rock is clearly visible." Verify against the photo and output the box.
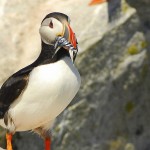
[0,0,150,150]
[126,0,150,28]
[52,11,150,149]
[0,127,6,149]
[13,132,43,150]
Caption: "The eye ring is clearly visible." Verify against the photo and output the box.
[49,20,53,28]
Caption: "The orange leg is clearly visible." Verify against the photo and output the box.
[6,133,13,150]
[45,137,51,150]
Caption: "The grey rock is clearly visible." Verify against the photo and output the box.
[52,13,150,150]
[0,0,150,150]
[126,0,150,29]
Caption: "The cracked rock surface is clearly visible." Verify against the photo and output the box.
[0,0,150,150]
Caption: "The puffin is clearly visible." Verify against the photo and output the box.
[89,0,107,5]
[0,12,81,150]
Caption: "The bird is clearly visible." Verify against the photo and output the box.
[0,12,81,150]
[89,0,107,5]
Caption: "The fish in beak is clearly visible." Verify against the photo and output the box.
[55,20,78,63]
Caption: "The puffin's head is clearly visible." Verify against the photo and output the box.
[39,12,78,61]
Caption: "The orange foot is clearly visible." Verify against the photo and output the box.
[89,0,107,5]
[45,138,51,150]
[6,133,13,150]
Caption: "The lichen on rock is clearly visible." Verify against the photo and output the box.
[0,0,150,150]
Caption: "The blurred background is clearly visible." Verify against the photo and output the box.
[0,0,150,150]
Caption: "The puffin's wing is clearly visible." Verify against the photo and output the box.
[0,66,33,119]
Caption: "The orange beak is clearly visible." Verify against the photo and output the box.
[55,22,78,62]
[67,24,77,49]
[89,0,107,5]
[56,22,77,50]
[59,22,77,50]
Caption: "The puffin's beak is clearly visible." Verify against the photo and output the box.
[89,0,107,5]
[54,22,78,62]
[59,22,77,50]
[56,22,77,50]
[66,24,77,49]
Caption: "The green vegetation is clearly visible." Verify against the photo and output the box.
[141,41,148,49]
[109,137,125,150]
[127,45,139,55]
[125,101,135,113]
[122,0,129,13]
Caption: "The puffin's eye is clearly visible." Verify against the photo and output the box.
[49,20,53,28]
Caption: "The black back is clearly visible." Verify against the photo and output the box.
[0,12,72,119]
[0,41,69,119]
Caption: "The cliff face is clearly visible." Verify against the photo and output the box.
[0,0,150,150]
[52,14,150,150]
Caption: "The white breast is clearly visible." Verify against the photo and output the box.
[8,56,81,131]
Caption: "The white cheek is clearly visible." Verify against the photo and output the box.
[39,21,63,45]
[39,26,56,44]
[54,21,64,35]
